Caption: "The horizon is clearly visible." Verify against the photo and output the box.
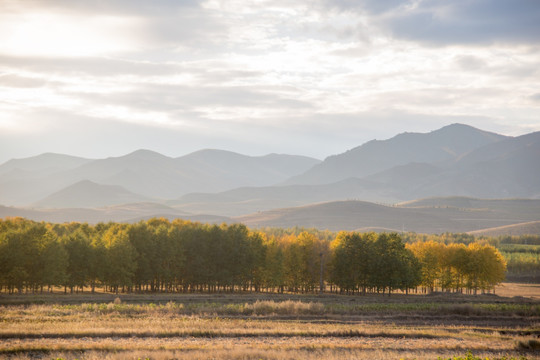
[1,1,540,163]
[0,122,530,164]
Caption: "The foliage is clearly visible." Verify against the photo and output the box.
[0,217,511,294]
[408,241,506,293]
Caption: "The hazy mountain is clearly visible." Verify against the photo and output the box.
[0,153,92,175]
[73,149,320,199]
[0,149,320,205]
[1,123,538,225]
[168,150,321,196]
[401,131,540,199]
[169,178,394,216]
[0,153,94,206]
[64,149,183,199]
[35,180,150,208]
[167,127,540,217]
[3,196,538,234]
[284,123,507,185]
[236,198,540,233]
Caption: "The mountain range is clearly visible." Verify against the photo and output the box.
[0,149,320,207]
[1,123,539,234]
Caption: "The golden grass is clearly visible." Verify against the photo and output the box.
[5,348,529,360]
[0,290,537,360]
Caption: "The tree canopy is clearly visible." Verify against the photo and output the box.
[0,218,506,295]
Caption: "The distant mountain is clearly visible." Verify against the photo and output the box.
[0,153,91,175]
[1,123,539,225]
[168,150,321,197]
[3,196,538,234]
[236,198,540,233]
[285,123,507,185]
[71,149,320,199]
[64,149,183,200]
[0,149,321,206]
[169,178,393,217]
[0,153,94,206]
[445,131,540,198]
[166,126,540,217]
[35,180,150,208]
[388,131,540,199]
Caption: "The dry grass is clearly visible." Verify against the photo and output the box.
[496,283,540,300]
[5,348,530,360]
[0,288,537,359]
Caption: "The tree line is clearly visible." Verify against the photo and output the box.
[0,218,506,295]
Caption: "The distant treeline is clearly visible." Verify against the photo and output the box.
[0,218,508,295]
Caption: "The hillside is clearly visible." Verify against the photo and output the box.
[0,149,320,205]
[171,129,540,215]
[0,203,228,224]
[169,177,393,216]
[236,198,540,233]
[467,221,540,237]
[0,152,92,175]
[0,153,94,206]
[35,180,150,208]
[285,123,506,185]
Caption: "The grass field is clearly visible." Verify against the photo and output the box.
[0,283,538,360]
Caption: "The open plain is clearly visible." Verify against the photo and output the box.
[0,283,538,360]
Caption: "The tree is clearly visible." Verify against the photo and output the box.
[0,224,40,293]
[36,230,68,292]
[101,225,137,293]
[330,232,376,294]
[62,229,93,293]
[408,241,444,293]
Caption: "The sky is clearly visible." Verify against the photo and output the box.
[1,0,540,163]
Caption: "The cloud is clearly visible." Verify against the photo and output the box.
[320,0,407,14]
[1,0,540,163]
[394,0,540,45]
[0,74,47,88]
[322,0,540,46]
[0,55,187,77]
[530,93,540,103]
[454,55,488,71]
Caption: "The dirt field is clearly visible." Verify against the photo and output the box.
[496,282,540,300]
[0,283,538,360]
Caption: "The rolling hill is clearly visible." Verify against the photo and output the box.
[0,149,321,205]
[1,123,539,235]
[169,177,393,216]
[0,153,94,206]
[2,196,539,234]
[379,131,540,199]
[0,203,228,224]
[0,152,91,175]
[236,198,540,233]
[284,123,507,186]
[467,221,540,237]
[169,130,540,216]
[35,180,150,208]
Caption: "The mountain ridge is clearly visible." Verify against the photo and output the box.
[284,123,508,185]
[0,149,321,206]
[1,123,539,235]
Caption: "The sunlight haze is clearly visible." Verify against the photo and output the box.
[1,0,539,162]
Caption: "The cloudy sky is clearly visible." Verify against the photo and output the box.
[1,0,539,162]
